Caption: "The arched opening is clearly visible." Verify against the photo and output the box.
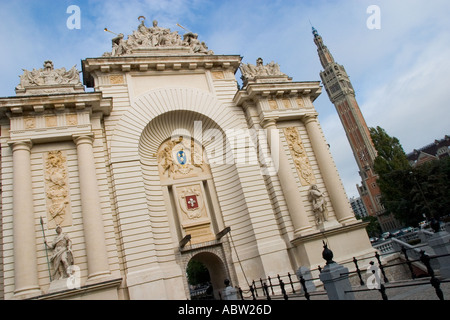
[186,252,228,300]
[187,259,212,300]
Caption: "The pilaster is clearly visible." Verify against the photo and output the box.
[302,114,356,225]
[73,134,112,283]
[261,118,314,237]
[9,140,42,299]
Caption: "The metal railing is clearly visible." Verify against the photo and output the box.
[236,225,450,300]
[372,227,441,255]
[344,249,450,300]
[238,270,328,300]
[239,249,449,300]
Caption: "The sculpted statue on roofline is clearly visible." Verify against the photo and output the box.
[17,60,81,89]
[240,57,287,79]
[103,18,214,57]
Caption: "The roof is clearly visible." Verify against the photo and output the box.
[407,135,450,166]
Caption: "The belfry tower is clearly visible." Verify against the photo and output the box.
[312,27,398,231]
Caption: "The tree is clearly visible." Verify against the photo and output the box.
[369,127,412,223]
[409,158,450,220]
[186,259,210,286]
[361,215,382,237]
[369,126,411,177]
[369,126,450,226]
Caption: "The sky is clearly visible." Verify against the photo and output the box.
[1,0,449,199]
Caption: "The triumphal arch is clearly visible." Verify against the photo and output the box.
[0,18,374,299]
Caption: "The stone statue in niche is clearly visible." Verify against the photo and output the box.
[45,225,74,280]
[45,151,72,228]
[308,184,328,225]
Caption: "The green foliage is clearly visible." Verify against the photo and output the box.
[410,158,450,219]
[186,259,210,286]
[369,126,450,226]
[369,126,411,174]
[361,215,382,237]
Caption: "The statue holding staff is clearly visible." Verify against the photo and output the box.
[45,225,74,280]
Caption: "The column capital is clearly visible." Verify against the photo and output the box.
[261,116,279,129]
[8,139,33,152]
[72,133,95,145]
[302,113,319,125]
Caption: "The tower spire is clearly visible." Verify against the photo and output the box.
[311,28,400,232]
[311,27,335,68]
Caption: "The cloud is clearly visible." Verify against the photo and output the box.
[1,0,449,201]
[308,0,450,198]
[87,0,210,36]
[0,2,50,96]
[361,31,450,151]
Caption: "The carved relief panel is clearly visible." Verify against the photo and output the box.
[283,127,316,186]
[157,137,211,181]
[296,98,305,108]
[268,100,278,110]
[157,137,216,245]
[173,183,215,244]
[44,150,72,228]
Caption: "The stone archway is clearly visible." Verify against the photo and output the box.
[187,251,229,300]
[109,87,270,297]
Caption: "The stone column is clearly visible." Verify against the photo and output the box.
[73,134,111,283]
[303,115,356,225]
[263,118,313,237]
[11,140,41,298]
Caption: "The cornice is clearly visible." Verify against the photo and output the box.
[82,54,242,87]
[33,277,123,300]
[0,92,113,118]
[291,220,369,246]
[233,81,322,106]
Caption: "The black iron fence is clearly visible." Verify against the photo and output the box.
[237,248,450,300]
[344,248,450,300]
[237,271,328,300]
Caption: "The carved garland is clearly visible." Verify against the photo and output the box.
[44,150,72,228]
[283,127,316,186]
